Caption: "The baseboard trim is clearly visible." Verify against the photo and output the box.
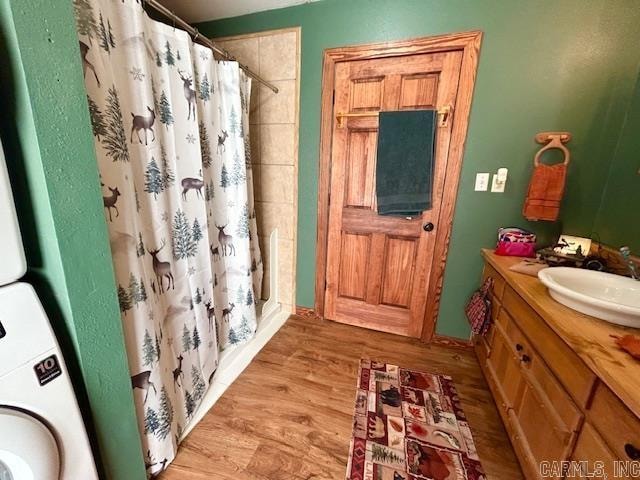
[295,306,322,320]
[432,334,473,349]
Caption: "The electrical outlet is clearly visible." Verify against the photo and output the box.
[474,173,490,191]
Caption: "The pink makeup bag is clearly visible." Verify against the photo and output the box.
[495,227,536,258]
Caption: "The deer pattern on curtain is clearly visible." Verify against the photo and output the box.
[73,0,263,475]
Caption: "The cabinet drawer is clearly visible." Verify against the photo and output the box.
[482,264,505,300]
[502,285,596,407]
[498,309,583,433]
[589,382,640,464]
[571,422,619,480]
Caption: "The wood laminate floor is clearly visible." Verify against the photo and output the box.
[160,315,522,479]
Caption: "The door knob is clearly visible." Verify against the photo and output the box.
[423,222,435,232]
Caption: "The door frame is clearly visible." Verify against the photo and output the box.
[314,31,483,342]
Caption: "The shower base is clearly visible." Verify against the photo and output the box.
[181,229,288,440]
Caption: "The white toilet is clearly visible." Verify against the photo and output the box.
[0,139,99,479]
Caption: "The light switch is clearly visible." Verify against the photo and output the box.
[474,173,490,191]
[491,172,507,192]
[491,168,509,192]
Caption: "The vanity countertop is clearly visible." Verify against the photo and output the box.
[482,249,640,417]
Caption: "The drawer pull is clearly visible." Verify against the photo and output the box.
[515,343,523,352]
[520,354,531,364]
[625,443,640,460]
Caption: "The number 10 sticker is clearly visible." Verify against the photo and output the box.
[34,354,62,386]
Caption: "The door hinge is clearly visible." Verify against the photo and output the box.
[332,89,335,106]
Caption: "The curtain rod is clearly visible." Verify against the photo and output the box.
[144,0,279,94]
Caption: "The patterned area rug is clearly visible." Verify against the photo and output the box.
[346,360,485,480]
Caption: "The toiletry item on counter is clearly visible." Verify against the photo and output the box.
[509,258,548,277]
[465,277,494,335]
[495,227,536,257]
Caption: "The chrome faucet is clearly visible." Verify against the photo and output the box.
[620,246,639,280]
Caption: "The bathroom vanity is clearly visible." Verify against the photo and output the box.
[475,250,640,479]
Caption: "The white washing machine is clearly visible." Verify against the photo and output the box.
[0,138,99,479]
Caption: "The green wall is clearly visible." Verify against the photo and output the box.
[199,0,640,338]
[0,1,146,478]
[594,73,640,253]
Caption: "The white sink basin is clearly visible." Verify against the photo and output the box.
[538,267,640,328]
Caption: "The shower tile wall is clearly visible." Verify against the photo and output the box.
[217,28,300,314]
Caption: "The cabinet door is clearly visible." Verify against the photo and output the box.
[571,422,618,480]
[499,309,583,434]
[478,265,504,353]
[588,382,640,465]
[481,264,506,300]
[512,381,575,479]
[486,326,525,413]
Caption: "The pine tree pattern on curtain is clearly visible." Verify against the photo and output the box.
[239,77,263,299]
[73,0,262,476]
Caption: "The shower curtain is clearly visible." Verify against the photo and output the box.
[73,0,262,475]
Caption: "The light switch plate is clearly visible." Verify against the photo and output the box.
[474,173,490,191]
[491,173,506,193]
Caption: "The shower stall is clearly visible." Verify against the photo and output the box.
[72,0,295,475]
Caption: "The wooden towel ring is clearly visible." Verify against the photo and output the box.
[533,131,571,166]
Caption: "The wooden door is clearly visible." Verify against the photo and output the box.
[324,50,463,337]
